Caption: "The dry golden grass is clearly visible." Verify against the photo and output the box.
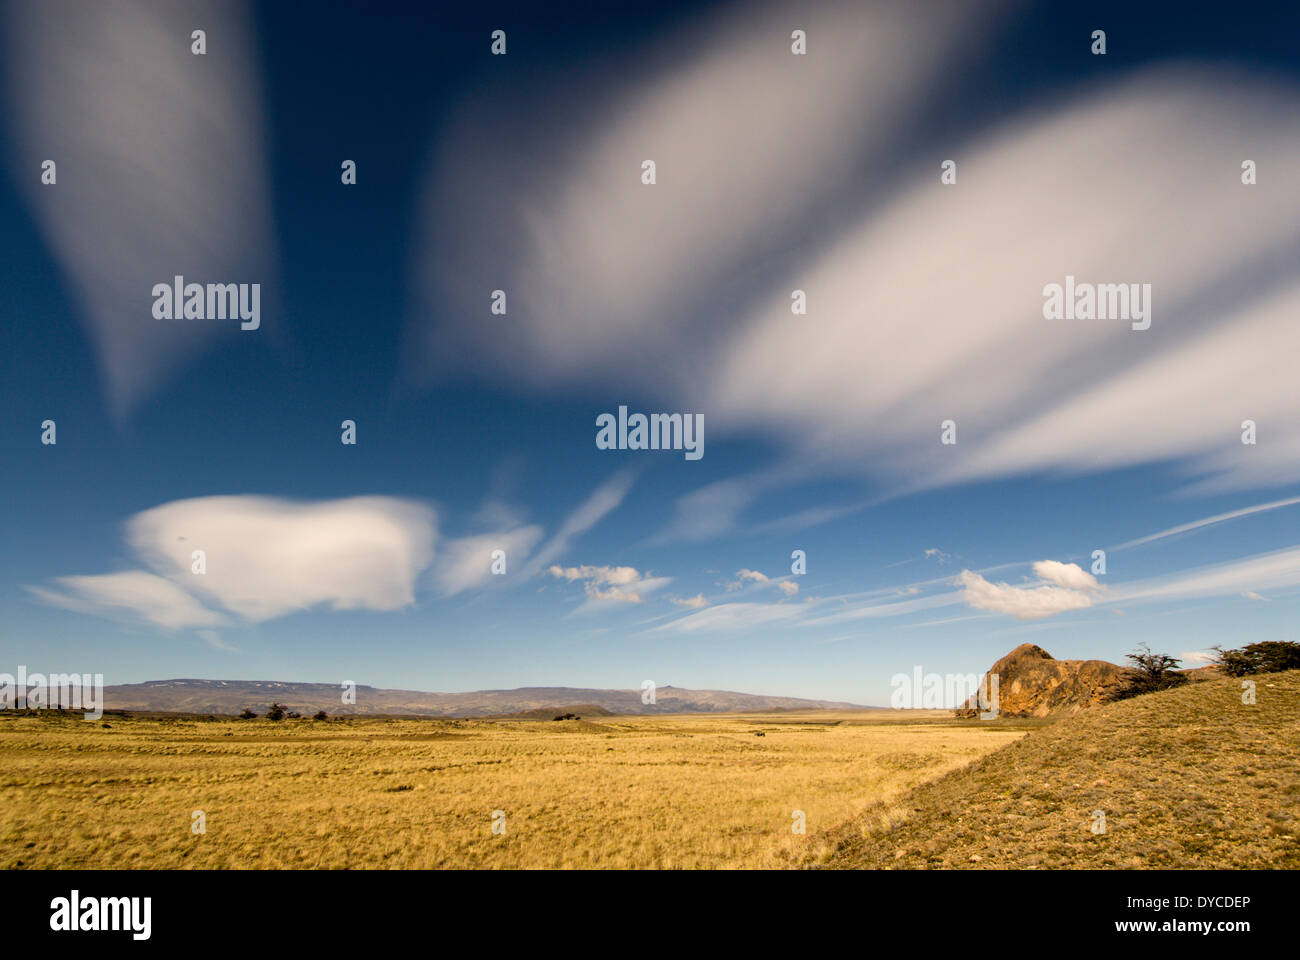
[0,708,1020,869]
[817,670,1300,869]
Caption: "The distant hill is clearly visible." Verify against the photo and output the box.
[487,704,615,720]
[100,679,872,717]
[820,668,1300,869]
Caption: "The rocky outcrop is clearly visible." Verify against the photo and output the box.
[955,643,1133,719]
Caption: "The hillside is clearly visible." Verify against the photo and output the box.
[816,669,1300,868]
[98,679,871,717]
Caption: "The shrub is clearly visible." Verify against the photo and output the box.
[1212,641,1300,677]
[238,708,257,719]
[265,702,286,721]
[1108,645,1188,702]
[313,710,328,721]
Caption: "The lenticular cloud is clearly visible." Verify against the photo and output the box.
[29,496,437,628]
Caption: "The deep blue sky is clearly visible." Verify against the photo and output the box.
[2,0,1298,704]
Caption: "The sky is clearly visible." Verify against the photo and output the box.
[1,0,1298,706]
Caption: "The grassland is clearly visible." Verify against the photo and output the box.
[816,670,1300,869]
[0,708,1023,869]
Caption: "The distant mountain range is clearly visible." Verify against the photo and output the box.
[100,679,873,717]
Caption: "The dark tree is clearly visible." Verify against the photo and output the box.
[265,702,286,721]
[1212,641,1300,677]
[1108,644,1189,702]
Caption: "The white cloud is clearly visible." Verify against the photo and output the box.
[549,564,642,586]
[728,569,770,590]
[418,49,1300,501]
[711,70,1300,493]
[725,568,798,596]
[958,546,1300,620]
[1032,560,1099,591]
[956,569,1097,621]
[27,571,225,630]
[547,564,669,605]
[412,0,998,391]
[29,496,439,631]
[1243,591,1270,602]
[3,0,273,416]
[124,496,435,621]
[669,594,709,609]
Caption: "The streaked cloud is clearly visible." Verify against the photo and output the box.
[3,0,273,416]
[198,629,240,654]
[411,0,999,391]
[525,471,636,575]
[27,571,226,630]
[652,600,810,633]
[434,526,543,597]
[417,30,1300,504]
[713,69,1300,494]
[1106,546,1300,607]
[1111,495,1300,551]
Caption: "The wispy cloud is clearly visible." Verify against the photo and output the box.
[525,471,636,575]
[1111,496,1300,551]
[411,0,999,392]
[1106,546,1300,607]
[433,526,543,597]
[3,0,274,416]
[198,629,240,654]
[712,69,1300,494]
[419,49,1300,506]
[652,601,810,633]
[28,571,226,630]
